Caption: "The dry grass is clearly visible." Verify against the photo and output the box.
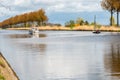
[7,27,30,30]
[0,54,19,80]
[6,25,120,32]
[99,26,120,31]
[0,61,5,68]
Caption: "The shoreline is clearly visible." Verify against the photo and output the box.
[0,52,19,80]
[6,26,120,32]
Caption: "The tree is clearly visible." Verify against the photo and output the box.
[76,18,84,25]
[101,0,120,26]
[65,20,75,29]
[69,20,75,29]
[101,0,115,26]
[0,8,48,28]
[84,21,89,25]
[36,9,48,26]
[110,15,115,26]
[113,0,120,26]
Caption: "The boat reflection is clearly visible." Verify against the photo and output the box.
[30,33,47,38]
[31,33,39,38]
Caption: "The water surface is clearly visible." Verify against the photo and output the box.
[0,30,120,80]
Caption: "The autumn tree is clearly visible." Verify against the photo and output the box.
[101,0,120,26]
[110,16,115,26]
[36,9,48,26]
[113,0,120,26]
[0,8,48,28]
[101,0,115,26]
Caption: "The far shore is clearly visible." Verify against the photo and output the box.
[6,25,120,32]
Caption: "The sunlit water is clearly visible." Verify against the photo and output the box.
[0,30,120,80]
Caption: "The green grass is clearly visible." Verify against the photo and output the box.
[0,75,5,80]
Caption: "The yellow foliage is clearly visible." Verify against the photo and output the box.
[75,24,80,27]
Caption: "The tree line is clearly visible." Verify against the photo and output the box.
[65,18,89,28]
[0,9,48,28]
[101,0,120,26]
[65,17,102,29]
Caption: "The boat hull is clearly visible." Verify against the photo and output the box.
[93,31,101,34]
[29,28,39,35]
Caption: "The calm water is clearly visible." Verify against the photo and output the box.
[0,30,120,80]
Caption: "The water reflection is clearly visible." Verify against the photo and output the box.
[104,44,120,79]
[8,34,31,38]
[8,33,46,38]
[18,43,47,55]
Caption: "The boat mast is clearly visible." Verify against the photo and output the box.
[94,15,96,31]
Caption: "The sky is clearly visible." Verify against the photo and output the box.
[0,0,117,25]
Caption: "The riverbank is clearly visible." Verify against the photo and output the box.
[0,52,19,80]
[6,25,120,32]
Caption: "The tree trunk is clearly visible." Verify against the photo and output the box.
[117,11,119,27]
[110,10,113,26]
[39,21,41,26]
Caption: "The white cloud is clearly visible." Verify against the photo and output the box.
[49,0,102,12]
[11,0,102,12]
[0,0,103,21]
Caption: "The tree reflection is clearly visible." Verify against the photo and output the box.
[8,33,46,38]
[8,34,31,38]
[104,44,120,77]
[19,43,47,55]
[38,44,46,54]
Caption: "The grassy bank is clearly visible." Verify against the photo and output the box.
[6,25,120,32]
[0,53,19,80]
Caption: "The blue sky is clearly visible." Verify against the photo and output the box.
[0,0,118,25]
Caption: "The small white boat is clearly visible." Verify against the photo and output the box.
[29,27,39,35]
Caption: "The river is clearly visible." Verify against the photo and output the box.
[0,30,120,80]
